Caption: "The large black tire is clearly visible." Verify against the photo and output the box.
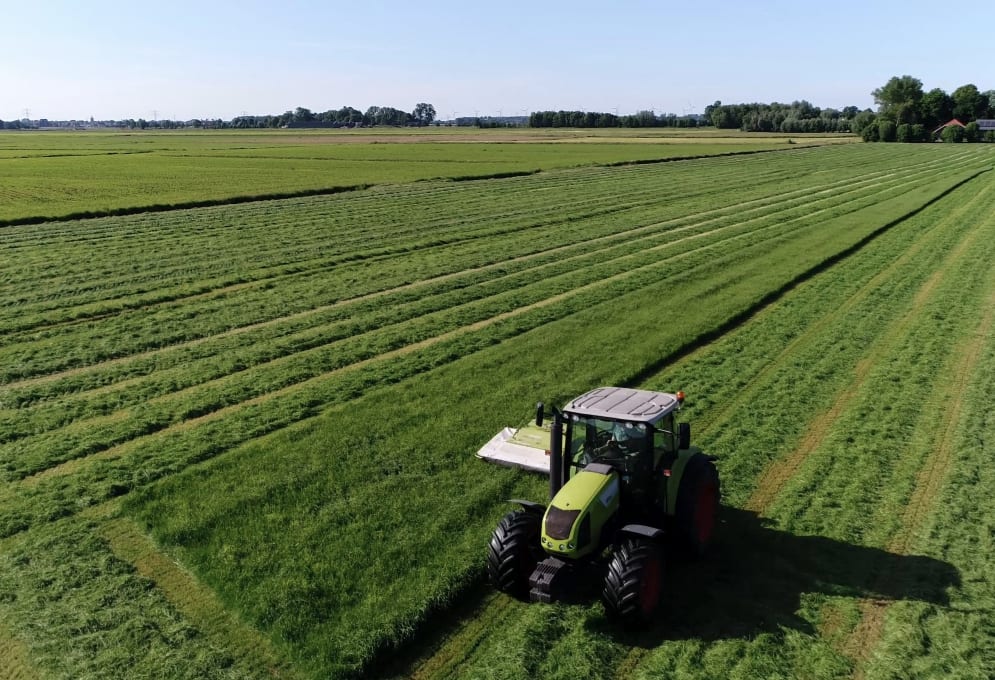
[602,538,664,626]
[675,454,720,556]
[487,510,542,598]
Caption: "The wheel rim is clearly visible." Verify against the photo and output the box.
[640,554,662,617]
[695,482,717,545]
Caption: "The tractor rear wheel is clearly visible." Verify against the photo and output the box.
[675,454,720,556]
[602,538,664,626]
[487,510,542,598]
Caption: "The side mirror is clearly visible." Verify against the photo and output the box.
[678,422,690,450]
[535,402,544,427]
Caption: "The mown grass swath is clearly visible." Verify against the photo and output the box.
[0,128,813,224]
[1,143,993,679]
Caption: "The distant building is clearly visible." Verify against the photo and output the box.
[932,118,966,136]
[977,119,995,131]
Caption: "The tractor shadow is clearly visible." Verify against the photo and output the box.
[587,506,960,644]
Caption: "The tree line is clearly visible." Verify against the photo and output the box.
[857,76,995,142]
[529,110,704,128]
[230,102,437,128]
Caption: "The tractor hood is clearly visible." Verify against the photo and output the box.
[540,464,620,559]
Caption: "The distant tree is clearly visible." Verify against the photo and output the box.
[896,123,914,143]
[412,102,436,126]
[877,119,897,142]
[851,110,877,136]
[964,121,980,142]
[873,75,924,121]
[910,124,926,142]
[919,88,953,130]
[294,107,315,123]
[951,84,986,122]
[861,121,880,142]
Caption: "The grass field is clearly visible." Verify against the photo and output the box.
[0,128,850,224]
[0,135,993,679]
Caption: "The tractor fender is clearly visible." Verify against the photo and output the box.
[509,499,546,515]
[619,524,665,542]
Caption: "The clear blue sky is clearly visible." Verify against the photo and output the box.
[1,0,989,121]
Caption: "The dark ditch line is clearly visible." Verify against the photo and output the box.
[617,166,992,390]
[0,183,374,229]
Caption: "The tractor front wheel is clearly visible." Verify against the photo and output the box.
[602,538,664,626]
[487,510,542,598]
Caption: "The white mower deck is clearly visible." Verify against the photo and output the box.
[476,425,551,474]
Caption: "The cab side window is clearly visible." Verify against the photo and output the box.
[653,413,676,466]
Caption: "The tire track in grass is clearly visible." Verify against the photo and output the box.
[844,253,995,677]
[85,504,296,680]
[744,181,993,516]
[0,621,40,680]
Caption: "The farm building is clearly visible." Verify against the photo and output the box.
[932,118,966,136]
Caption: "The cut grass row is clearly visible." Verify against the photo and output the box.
[0,155,977,480]
[1,145,992,679]
[0,145,890,327]
[0,157,983,520]
[0,148,977,392]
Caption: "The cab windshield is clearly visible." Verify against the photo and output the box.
[568,414,650,469]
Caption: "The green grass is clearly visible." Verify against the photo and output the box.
[0,128,830,224]
[1,142,994,679]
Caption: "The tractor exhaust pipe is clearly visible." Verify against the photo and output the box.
[549,411,564,499]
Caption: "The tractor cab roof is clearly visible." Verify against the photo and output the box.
[564,386,680,426]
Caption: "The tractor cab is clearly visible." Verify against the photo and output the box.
[561,388,686,514]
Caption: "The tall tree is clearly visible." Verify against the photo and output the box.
[919,88,953,129]
[412,102,436,126]
[872,75,924,122]
[952,84,985,122]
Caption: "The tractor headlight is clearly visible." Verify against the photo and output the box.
[559,544,565,551]
[568,543,575,550]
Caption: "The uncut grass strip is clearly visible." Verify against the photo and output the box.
[0,157,968,382]
[0,175,951,477]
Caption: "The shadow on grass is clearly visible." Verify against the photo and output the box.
[586,506,960,644]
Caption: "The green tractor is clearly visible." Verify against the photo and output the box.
[479,387,719,625]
